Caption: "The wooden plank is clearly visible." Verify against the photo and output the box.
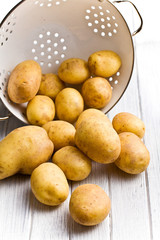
[107,3,151,239]
[107,56,151,239]
[135,42,160,240]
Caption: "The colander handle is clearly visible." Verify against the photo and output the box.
[0,114,11,121]
[112,0,143,36]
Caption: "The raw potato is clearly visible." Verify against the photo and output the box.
[0,126,54,180]
[75,118,121,164]
[52,146,92,181]
[55,88,84,123]
[31,163,69,206]
[112,112,145,138]
[43,120,76,151]
[82,77,112,109]
[75,108,112,129]
[26,95,55,126]
[69,184,111,226]
[38,73,65,99]
[8,60,41,103]
[88,50,121,77]
[58,58,90,84]
[115,132,150,174]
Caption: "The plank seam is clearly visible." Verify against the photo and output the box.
[134,42,153,240]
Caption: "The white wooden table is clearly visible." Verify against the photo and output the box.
[0,1,160,239]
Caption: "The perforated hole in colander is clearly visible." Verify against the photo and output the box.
[34,0,67,7]
[31,30,68,69]
[0,13,16,47]
[85,5,119,38]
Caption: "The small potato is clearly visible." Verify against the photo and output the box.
[112,112,145,138]
[75,108,112,129]
[0,126,54,180]
[43,120,76,151]
[75,118,121,164]
[31,163,69,206]
[69,184,111,226]
[8,60,41,103]
[82,77,112,109]
[58,58,90,84]
[52,146,92,181]
[115,132,150,174]
[38,73,65,99]
[26,95,55,126]
[88,50,121,77]
[55,88,84,123]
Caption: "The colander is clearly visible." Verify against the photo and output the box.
[0,0,143,123]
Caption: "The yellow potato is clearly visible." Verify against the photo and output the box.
[31,163,69,206]
[75,108,112,129]
[55,88,84,123]
[75,118,121,164]
[8,60,41,103]
[43,120,76,151]
[26,95,55,126]
[38,73,65,99]
[69,184,111,226]
[82,77,112,109]
[0,126,54,180]
[112,112,145,138]
[88,50,121,77]
[58,58,90,84]
[52,146,92,181]
[115,132,150,174]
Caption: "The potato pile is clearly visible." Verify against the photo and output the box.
[0,50,150,227]
[7,50,121,126]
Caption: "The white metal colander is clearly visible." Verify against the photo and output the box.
[0,0,142,123]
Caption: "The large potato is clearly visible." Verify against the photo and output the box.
[0,126,54,180]
[31,163,69,206]
[55,88,84,123]
[115,132,150,174]
[82,77,112,109]
[8,60,41,103]
[75,118,121,164]
[58,58,90,84]
[75,108,112,129]
[112,112,145,138]
[43,120,75,151]
[88,50,121,77]
[52,146,92,181]
[38,73,65,99]
[69,184,111,226]
[26,95,55,126]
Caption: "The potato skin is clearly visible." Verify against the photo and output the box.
[8,60,41,103]
[26,95,55,126]
[112,112,145,138]
[31,163,69,206]
[115,132,150,174]
[52,146,92,181]
[82,77,112,109]
[43,120,76,151]
[55,88,84,123]
[58,58,90,84]
[75,108,112,129]
[75,118,121,164]
[69,184,111,226]
[88,50,121,77]
[0,126,54,180]
[38,73,65,99]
